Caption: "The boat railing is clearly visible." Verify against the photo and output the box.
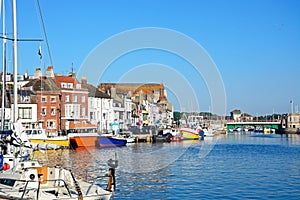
[17,178,73,199]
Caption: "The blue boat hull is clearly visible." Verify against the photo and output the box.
[98,136,127,147]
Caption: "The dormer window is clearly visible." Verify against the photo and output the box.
[61,83,67,88]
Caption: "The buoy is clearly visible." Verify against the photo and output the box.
[3,163,10,171]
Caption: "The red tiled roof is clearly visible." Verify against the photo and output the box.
[54,75,79,84]
[231,109,241,113]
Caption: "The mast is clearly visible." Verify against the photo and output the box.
[1,0,7,130]
[12,0,18,123]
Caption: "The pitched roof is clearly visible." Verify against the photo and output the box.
[241,113,252,117]
[53,75,79,86]
[81,83,110,98]
[231,109,241,114]
[23,77,60,92]
[99,83,167,101]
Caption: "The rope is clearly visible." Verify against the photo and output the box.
[35,0,53,66]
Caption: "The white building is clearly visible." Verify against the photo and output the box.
[81,78,112,132]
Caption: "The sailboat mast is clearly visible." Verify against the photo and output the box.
[12,0,18,123]
[1,0,7,130]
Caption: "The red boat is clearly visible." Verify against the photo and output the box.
[67,123,100,148]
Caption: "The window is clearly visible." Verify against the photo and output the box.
[41,96,47,102]
[67,83,73,88]
[47,121,56,129]
[51,107,56,116]
[90,112,94,120]
[82,107,86,117]
[74,104,80,117]
[19,107,32,119]
[82,96,85,103]
[74,95,78,102]
[65,104,80,118]
[50,96,56,102]
[21,96,30,103]
[65,95,69,102]
[61,83,67,88]
[41,107,46,116]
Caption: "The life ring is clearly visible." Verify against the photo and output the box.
[29,174,35,180]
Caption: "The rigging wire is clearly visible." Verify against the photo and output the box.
[35,0,53,67]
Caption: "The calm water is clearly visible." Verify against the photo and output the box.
[34,133,300,199]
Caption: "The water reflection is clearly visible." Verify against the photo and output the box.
[31,134,300,199]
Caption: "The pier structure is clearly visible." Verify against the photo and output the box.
[226,120,281,130]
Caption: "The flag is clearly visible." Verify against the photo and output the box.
[38,45,42,59]
[290,100,293,104]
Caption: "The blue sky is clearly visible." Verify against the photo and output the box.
[1,0,300,115]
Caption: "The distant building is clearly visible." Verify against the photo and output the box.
[230,109,241,121]
[282,113,300,129]
[98,83,173,127]
[240,113,253,121]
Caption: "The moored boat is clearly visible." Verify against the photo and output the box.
[180,127,200,140]
[114,130,136,143]
[202,128,215,137]
[1,129,116,200]
[0,159,114,200]
[98,136,127,148]
[20,128,69,148]
[68,123,100,148]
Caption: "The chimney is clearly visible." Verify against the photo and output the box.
[81,76,87,84]
[111,87,116,98]
[24,70,28,79]
[34,68,42,78]
[46,66,55,78]
[68,72,76,78]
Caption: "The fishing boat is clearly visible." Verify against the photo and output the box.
[98,136,127,148]
[20,128,69,148]
[180,127,200,140]
[68,123,100,148]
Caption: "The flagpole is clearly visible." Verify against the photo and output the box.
[1,0,7,131]
[290,99,293,113]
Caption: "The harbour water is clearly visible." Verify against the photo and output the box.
[34,133,300,199]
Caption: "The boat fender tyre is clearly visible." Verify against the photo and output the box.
[29,174,35,180]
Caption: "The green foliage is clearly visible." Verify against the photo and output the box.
[173,111,181,121]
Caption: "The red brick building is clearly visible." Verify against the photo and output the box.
[49,67,89,130]
[23,76,61,135]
